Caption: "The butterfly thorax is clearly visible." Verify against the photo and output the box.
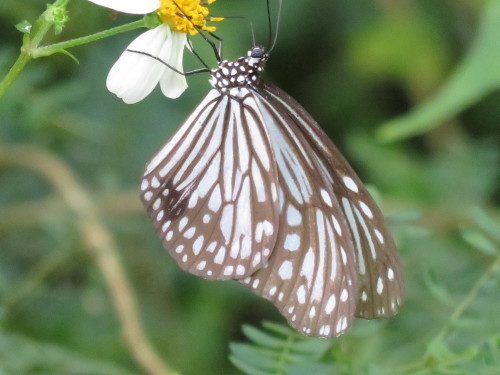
[209,46,268,92]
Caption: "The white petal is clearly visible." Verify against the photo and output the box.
[159,32,188,99]
[87,0,159,14]
[106,25,172,104]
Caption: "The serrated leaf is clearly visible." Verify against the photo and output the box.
[288,339,331,358]
[229,343,280,370]
[230,355,271,375]
[231,323,332,375]
[262,321,295,336]
[242,325,290,349]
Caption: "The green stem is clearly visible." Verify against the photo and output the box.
[0,52,31,98]
[435,255,500,341]
[32,19,146,58]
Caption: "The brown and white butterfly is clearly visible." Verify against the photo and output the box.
[140,46,404,338]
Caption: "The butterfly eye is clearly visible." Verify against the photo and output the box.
[250,46,267,59]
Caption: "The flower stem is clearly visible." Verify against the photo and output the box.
[0,13,145,99]
[32,19,146,58]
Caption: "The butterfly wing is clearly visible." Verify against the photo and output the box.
[239,88,360,338]
[140,89,280,280]
[262,83,405,319]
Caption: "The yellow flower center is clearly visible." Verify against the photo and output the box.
[158,0,223,35]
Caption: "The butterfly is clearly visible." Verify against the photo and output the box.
[139,45,404,338]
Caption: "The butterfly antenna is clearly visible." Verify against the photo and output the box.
[186,36,210,69]
[269,0,282,53]
[266,0,273,49]
[221,15,256,47]
[125,49,210,76]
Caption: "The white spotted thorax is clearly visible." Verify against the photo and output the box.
[140,45,405,338]
[209,46,268,93]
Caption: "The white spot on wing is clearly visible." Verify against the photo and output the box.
[388,268,394,280]
[343,176,359,192]
[286,205,302,226]
[377,277,384,294]
[297,285,306,304]
[284,234,300,251]
[340,289,348,302]
[359,201,373,218]
[278,261,293,280]
[320,189,333,207]
[193,235,204,255]
[325,295,336,314]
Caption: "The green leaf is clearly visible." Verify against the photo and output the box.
[0,331,138,375]
[15,20,32,34]
[470,207,500,242]
[242,325,290,349]
[423,269,453,306]
[460,228,498,255]
[231,323,334,375]
[378,0,500,141]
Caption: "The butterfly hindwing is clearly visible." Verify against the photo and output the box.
[141,89,280,280]
[263,83,405,319]
[240,89,359,337]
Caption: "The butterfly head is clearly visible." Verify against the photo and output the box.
[248,46,269,67]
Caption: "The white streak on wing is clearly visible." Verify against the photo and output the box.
[325,218,337,281]
[259,103,311,203]
[197,152,221,198]
[242,94,271,171]
[220,204,234,243]
[312,209,326,302]
[232,168,243,201]
[173,99,223,184]
[353,206,376,260]
[341,197,365,275]
[235,104,250,173]
[175,109,224,189]
[214,246,226,264]
[223,109,235,201]
[251,160,266,202]
[240,236,252,260]
[146,90,220,175]
[301,248,315,288]
[208,184,222,212]
[233,177,252,259]
[266,90,330,156]
[257,95,314,169]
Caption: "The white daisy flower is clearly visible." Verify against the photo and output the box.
[87,0,222,103]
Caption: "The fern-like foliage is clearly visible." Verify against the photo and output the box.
[230,322,334,375]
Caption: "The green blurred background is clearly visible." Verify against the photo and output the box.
[0,0,499,374]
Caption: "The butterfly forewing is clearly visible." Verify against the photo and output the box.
[239,90,359,337]
[141,89,280,280]
[263,83,405,318]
